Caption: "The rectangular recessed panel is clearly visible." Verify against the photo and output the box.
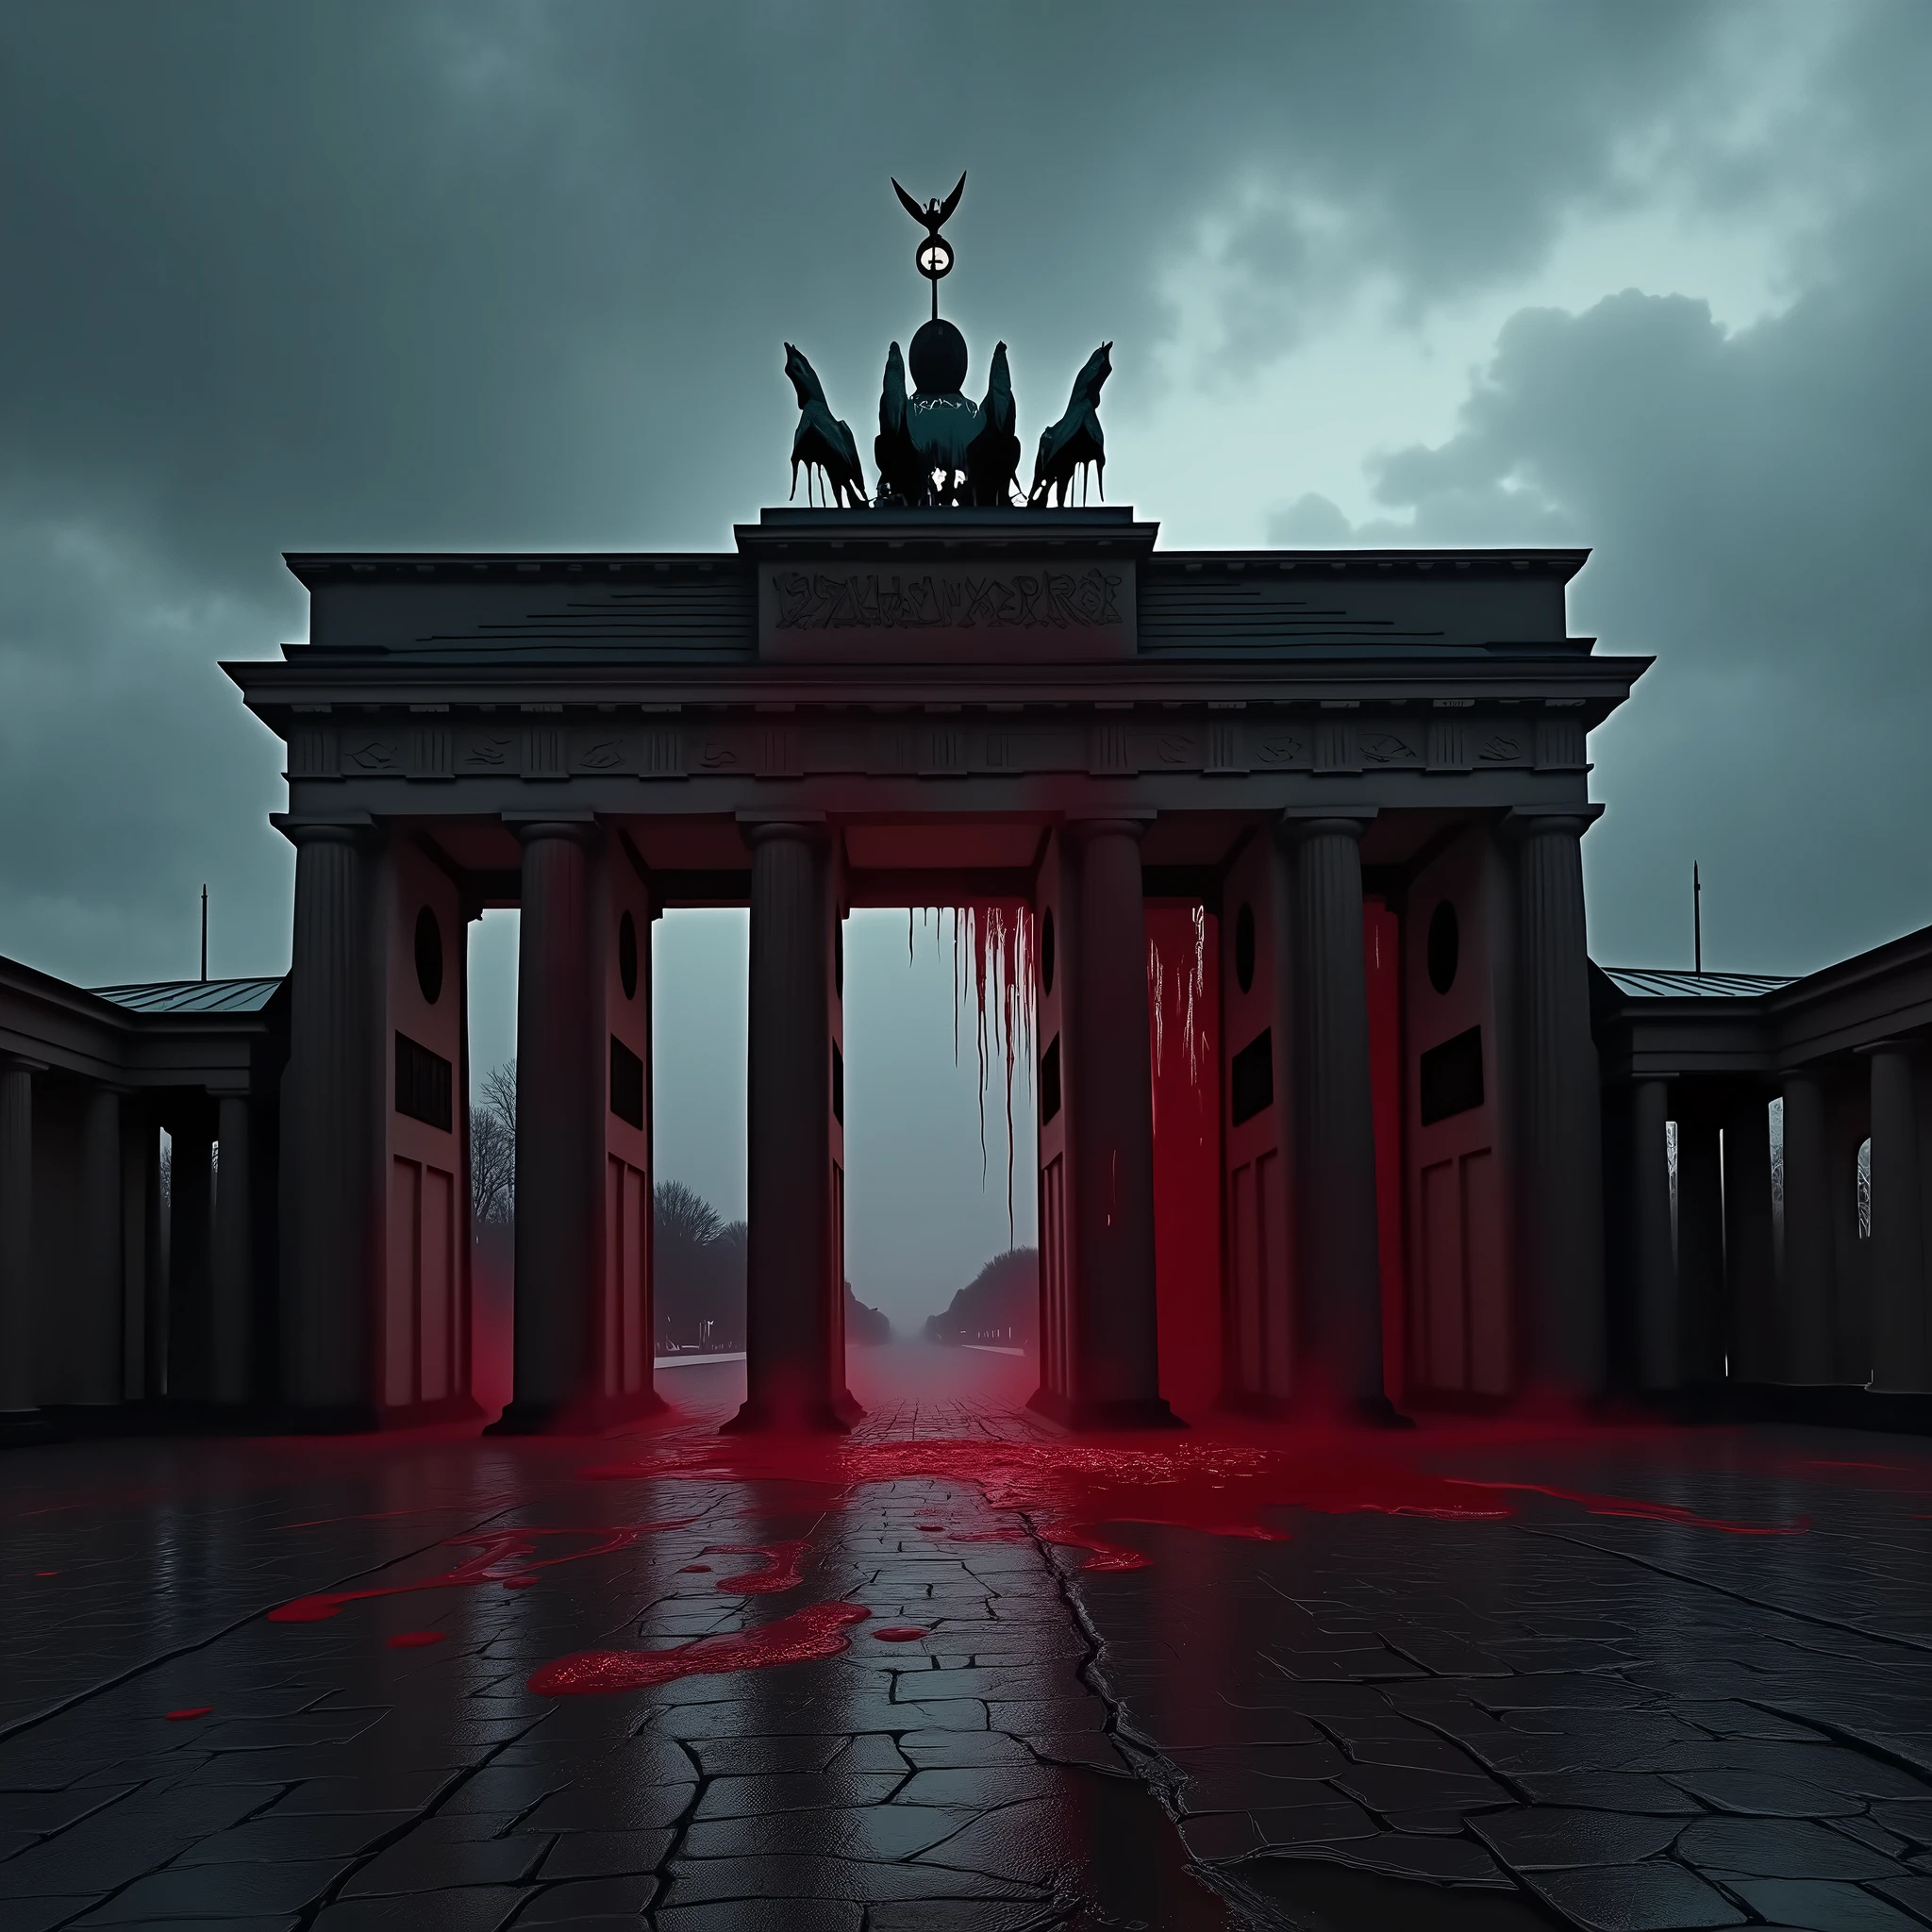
[1259,1149,1290,1396]
[606,1158,624,1397]
[1423,1158,1464,1392]
[1041,1154,1066,1390]
[395,1033,453,1131]
[1419,1025,1484,1126]
[1462,1149,1510,1395]
[1232,1161,1259,1395]
[386,1158,420,1408]
[1230,1028,1274,1127]
[420,1166,453,1403]
[609,1036,645,1129]
[625,1162,648,1391]
[833,1042,844,1124]
[1040,1034,1061,1125]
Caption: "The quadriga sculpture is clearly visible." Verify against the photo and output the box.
[1028,341,1111,508]
[965,341,1021,508]
[784,344,867,508]
[873,341,927,507]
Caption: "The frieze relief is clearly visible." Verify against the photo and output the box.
[296,708,1548,790]
[458,730,515,771]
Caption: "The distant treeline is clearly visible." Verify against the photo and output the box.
[924,1248,1038,1351]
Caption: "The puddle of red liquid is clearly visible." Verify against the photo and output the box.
[873,1625,928,1641]
[581,1432,1805,1572]
[529,1601,871,1695]
[387,1630,447,1649]
[165,1707,211,1721]
[680,1563,712,1574]
[268,1520,692,1623]
[707,1540,809,1594]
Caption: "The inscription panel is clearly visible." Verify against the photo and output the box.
[759,558,1135,661]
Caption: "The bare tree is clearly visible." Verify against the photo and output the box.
[655,1180,722,1247]
[471,1058,516,1226]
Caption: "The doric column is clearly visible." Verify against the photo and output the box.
[1675,1101,1725,1385]
[140,1114,167,1402]
[1867,1044,1927,1393]
[73,1085,124,1406]
[1723,1088,1778,1384]
[503,821,602,1429]
[1508,811,1607,1396]
[210,1094,253,1406]
[1279,814,1384,1410]
[1062,817,1165,1423]
[1630,1077,1677,1391]
[279,821,381,1414]
[729,819,856,1431]
[167,1106,215,1401]
[1779,1071,1834,1382]
[0,1058,40,1414]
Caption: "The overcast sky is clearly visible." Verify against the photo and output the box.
[2,2,1927,1321]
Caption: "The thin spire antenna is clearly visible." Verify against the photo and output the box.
[200,884,208,983]
[1692,861,1702,974]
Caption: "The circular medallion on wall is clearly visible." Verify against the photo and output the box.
[1041,908,1056,995]
[1235,902,1257,993]
[1427,900,1460,995]
[414,907,443,1005]
[619,909,639,1001]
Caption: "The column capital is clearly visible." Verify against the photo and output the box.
[1060,813,1153,847]
[505,813,600,848]
[0,1054,47,1075]
[1500,804,1606,843]
[1276,808,1376,846]
[271,811,379,849]
[1857,1039,1922,1058]
[738,813,828,851]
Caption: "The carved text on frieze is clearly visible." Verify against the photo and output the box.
[774,569,1123,632]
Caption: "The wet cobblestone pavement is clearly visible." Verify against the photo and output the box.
[8,1353,1932,1928]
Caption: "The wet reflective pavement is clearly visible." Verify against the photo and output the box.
[8,1350,1932,1928]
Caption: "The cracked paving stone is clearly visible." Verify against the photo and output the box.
[1469,1807,1688,1869]
[18,1388,1932,1924]
[1525,1860,1749,1929]
[1675,1815,1907,1880]
[1666,1766,1867,1816]
[1722,1875,1925,1927]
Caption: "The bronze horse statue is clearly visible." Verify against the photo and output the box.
[1029,341,1111,508]
[784,343,867,508]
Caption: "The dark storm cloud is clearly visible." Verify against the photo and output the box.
[0,0,1922,982]
[1271,1,1932,971]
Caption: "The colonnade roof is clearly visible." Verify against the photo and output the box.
[1594,926,1932,1080]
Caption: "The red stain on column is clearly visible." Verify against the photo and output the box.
[1147,905,1223,1421]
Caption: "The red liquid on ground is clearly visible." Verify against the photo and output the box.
[529,1601,871,1695]
[165,1707,211,1721]
[268,1520,691,1623]
[581,1429,1804,1569]
[872,1625,928,1641]
[707,1540,809,1594]
[387,1630,447,1649]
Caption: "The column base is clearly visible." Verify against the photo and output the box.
[720,1391,863,1435]
[1026,1388,1185,1431]
[0,1408,51,1449]
[486,1388,667,1436]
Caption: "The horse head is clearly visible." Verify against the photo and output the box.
[784,343,826,409]
[1074,341,1112,408]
